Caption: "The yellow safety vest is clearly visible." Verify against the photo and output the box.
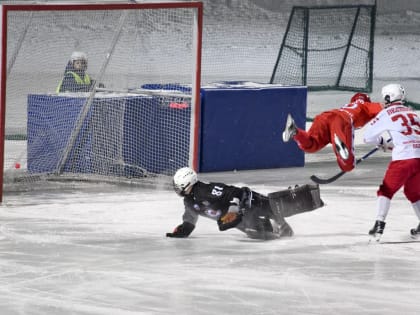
[56,71,91,93]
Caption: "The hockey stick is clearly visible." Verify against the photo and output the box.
[310,139,391,184]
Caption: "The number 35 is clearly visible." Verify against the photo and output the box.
[392,113,420,135]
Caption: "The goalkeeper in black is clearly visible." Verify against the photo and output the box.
[166,167,294,240]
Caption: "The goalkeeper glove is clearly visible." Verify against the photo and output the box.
[218,211,243,231]
[166,221,195,238]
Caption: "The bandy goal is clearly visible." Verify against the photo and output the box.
[0,2,203,201]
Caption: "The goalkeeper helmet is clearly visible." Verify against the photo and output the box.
[350,92,371,103]
[381,83,405,104]
[173,167,198,196]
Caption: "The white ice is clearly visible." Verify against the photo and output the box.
[2,0,420,314]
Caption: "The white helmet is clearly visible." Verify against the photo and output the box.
[70,51,88,62]
[173,167,198,196]
[381,83,405,104]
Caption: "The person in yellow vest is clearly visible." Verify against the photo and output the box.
[56,51,96,93]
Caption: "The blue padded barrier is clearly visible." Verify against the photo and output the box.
[27,83,306,177]
[199,83,306,172]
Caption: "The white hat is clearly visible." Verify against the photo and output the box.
[70,51,88,62]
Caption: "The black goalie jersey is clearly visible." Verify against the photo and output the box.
[171,181,293,240]
[182,181,244,225]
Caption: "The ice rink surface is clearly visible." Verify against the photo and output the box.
[2,1,420,313]
[1,145,419,315]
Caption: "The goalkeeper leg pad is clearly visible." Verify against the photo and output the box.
[245,217,294,240]
[277,221,294,237]
[268,184,324,218]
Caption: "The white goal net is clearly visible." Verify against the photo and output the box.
[0,2,202,200]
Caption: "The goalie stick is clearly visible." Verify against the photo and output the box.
[310,139,392,184]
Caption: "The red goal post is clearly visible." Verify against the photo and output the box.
[0,2,203,202]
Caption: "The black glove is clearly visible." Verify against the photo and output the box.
[218,211,243,231]
[166,221,195,238]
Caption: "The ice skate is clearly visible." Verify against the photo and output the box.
[277,221,294,237]
[368,220,385,242]
[410,222,420,238]
[334,134,349,160]
[282,113,297,142]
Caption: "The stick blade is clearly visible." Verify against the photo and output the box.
[310,175,331,184]
[310,172,344,185]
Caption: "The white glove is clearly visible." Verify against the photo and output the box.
[377,137,393,152]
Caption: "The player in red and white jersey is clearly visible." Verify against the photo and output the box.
[282,93,383,172]
[363,83,420,241]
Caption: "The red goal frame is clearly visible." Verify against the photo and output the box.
[0,2,203,202]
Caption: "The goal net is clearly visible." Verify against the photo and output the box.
[0,2,202,201]
[270,4,376,92]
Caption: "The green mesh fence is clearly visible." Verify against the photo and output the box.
[270,5,376,92]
